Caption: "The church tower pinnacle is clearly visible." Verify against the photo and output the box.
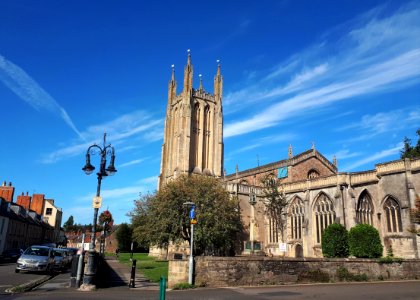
[158,51,224,189]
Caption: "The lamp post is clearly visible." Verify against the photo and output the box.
[183,201,196,285]
[81,133,117,289]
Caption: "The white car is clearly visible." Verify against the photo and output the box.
[15,245,54,273]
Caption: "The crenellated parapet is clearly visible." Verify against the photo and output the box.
[192,89,216,102]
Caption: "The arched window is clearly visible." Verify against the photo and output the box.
[314,193,335,244]
[193,103,200,167]
[202,105,211,170]
[356,191,374,225]
[289,197,304,240]
[308,169,320,179]
[269,216,278,243]
[384,197,403,233]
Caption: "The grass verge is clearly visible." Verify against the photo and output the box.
[118,252,168,282]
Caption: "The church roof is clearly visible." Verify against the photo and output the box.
[225,148,337,180]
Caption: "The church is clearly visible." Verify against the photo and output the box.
[159,53,420,259]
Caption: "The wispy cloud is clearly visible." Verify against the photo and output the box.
[70,176,158,224]
[119,158,147,168]
[0,54,83,139]
[40,110,163,163]
[324,149,363,165]
[337,107,420,143]
[225,133,295,162]
[341,143,403,171]
[224,2,420,138]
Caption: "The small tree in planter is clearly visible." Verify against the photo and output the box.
[348,224,383,258]
[322,223,349,258]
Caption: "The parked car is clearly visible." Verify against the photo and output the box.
[52,248,71,270]
[15,245,54,273]
[1,248,23,262]
[64,247,78,257]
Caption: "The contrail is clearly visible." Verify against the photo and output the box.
[0,54,84,140]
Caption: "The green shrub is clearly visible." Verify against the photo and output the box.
[348,224,383,258]
[378,256,403,264]
[173,282,196,290]
[321,223,349,258]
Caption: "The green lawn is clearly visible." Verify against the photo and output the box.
[117,252,168,282]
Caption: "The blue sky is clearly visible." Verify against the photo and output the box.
[1,0,419,226]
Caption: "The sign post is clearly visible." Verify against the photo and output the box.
[188,205,195,285]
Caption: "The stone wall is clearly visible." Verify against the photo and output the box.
[168,256,420,288]
[168,259,189,288]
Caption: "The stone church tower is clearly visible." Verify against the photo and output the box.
[158,52,224,189]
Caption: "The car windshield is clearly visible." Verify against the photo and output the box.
[53,251,63,256]
[24,247,49,256]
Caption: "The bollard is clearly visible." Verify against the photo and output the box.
[129,259,136,288]
[159,276,166,300]
[69,255,79,287]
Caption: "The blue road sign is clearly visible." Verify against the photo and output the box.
[189,205,195,219]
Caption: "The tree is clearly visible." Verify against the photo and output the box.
[116,223,133,251]
[260,174,288,241]
[130,175,243,256]
[63,215,75,231]
[401,129,420,159]
[348,224,383,258]
[322,223,349,258]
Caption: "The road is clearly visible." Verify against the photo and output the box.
[2,276,420,300]
[0,261,50,295]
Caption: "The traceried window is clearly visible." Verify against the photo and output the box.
[356,191,374,225]
[268,217,279,243]
[307,169,320,179]
[289,197,304,240]
[384,197,403,233]
[202,105,211,170]
[314,193,335,244]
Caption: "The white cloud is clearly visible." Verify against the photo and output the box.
[336,107,420,142]
[224,2,420,138]
[40,110,163,164]
[0,54,83,139]
[341,143,403,171]
[119,158,146,168]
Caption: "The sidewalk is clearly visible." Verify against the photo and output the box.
[102,256,159,290]
[31,256,159,294]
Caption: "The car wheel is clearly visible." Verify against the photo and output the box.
[15,269,20,273]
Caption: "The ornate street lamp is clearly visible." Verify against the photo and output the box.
[81,133,116,289]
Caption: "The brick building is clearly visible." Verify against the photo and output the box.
[0,182,61,255]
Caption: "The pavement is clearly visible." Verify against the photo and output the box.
[5,257,420,300]
[4,256,161,297]
[99,256,159,290]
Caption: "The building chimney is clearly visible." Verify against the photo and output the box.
[0,181,15,202]
[17,192,32,210]
[30,194,45,215]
